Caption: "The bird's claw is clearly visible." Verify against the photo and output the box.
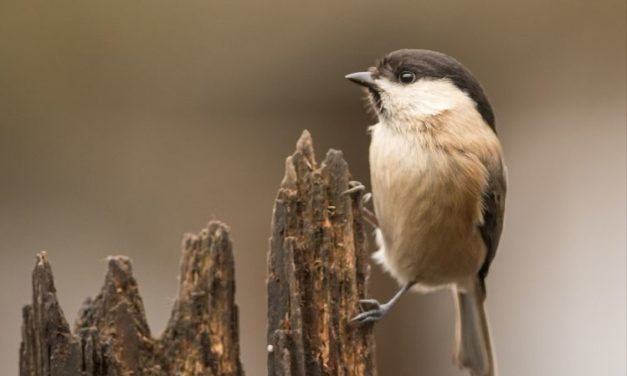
[350,299,389,326]
[342,181,379,227]
[357,298,380,307]
[342,181,366,196]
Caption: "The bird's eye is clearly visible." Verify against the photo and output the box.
[398,71,416,84]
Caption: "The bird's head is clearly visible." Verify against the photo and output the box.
[346,49,495,130]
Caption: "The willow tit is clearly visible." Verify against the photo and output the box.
[346,49,507,376]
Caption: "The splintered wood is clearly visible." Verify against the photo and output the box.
[19,221,243,376]
[19,131,376,376]
[267,130,376,376]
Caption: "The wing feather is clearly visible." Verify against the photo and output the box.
[478,163,507,296]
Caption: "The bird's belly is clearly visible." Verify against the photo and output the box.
[369,128,486,286]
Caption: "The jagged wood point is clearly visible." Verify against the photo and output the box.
[19,131,376,376]
[267,130,376,376]
[20,221,243,376]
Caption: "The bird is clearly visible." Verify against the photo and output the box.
[345,49,507,376]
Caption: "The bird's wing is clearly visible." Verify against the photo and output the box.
[477,161,507,297]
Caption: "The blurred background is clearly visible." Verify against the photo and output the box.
[1,0,625,375]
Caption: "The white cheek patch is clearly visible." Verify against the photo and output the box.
[376,78,475,120]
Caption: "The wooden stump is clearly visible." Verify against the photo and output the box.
[20,253,81,376]
[160,222,243,375]
[19,131,377,376]
[19,221,243,376]
[267,130,376,376]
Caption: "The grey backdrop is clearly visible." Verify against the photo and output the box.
[1,1,625,375]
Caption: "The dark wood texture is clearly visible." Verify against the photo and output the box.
[160,222,243,376]
[19,131,376,376]
[267,130,376,376]
[19,221,243,376]
[20,252,82,376]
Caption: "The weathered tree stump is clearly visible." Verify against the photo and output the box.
[160,222,242,375]
[19,131,377,376]
[20,253,82,376]
[19,221,243,376]
[267,131,376,375]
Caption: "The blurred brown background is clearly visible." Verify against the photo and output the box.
[1,1,625,375]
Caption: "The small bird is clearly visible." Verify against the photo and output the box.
[345,49,507,376]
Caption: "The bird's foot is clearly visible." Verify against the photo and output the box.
[350,298,391,326]
[342,181,379,227]
[342,180,366,196]
[350,282,415,326]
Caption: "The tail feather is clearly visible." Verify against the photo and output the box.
[453,283,496,376]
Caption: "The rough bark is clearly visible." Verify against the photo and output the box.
[160,221,243,376]
[267,130,376,376]
[19,252,82,376]
[20,221,243,376]
[19,130,376,376]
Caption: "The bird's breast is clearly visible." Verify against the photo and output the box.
[368,122,487,284]
[369,124,478,235]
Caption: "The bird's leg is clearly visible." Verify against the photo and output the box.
[342,181,379,228]
[350,281,415,325]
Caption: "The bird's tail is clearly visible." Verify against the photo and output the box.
[453,283,496,376]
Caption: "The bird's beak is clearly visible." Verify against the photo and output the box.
[345,71,377,90]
